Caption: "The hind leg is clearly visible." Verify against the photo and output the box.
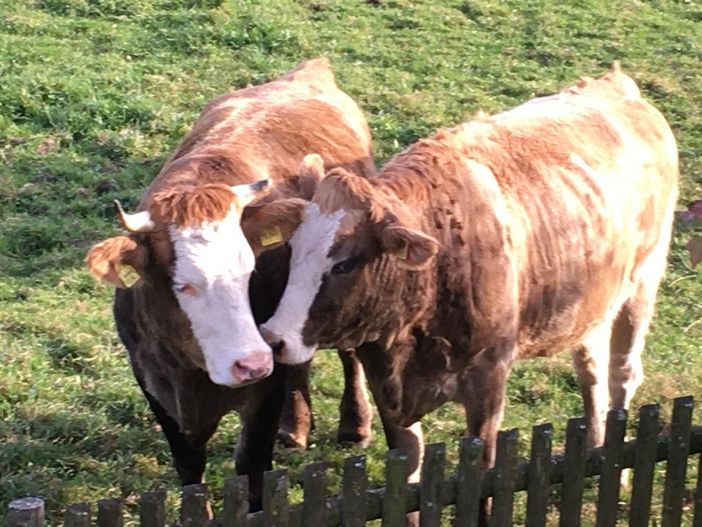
[609,279,660,412]
[572,322,614,448]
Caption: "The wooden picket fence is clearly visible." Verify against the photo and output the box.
[6,396,702,527]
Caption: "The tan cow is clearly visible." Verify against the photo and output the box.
[85,59,374,505]
[256,64,678,491]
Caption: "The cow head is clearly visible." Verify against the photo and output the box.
[258,160,439,365]
[86,179,276,387]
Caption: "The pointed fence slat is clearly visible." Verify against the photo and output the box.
[64,503,90,527]
[6,498,44,527]
[559,417,588,527]
[526,423,553,527]
[382,449,408,527]
[342,456,367,527]
[662,396,694,527]
[97,498,123,527]
[595,409,628,527]
[629,403,661,527]
[302,463,328,525]
[223,475,249,527]
[491,429,519,527]
[139,491,165,527]
[453,436,484,527]
[419,443,445,527]
[263,470,289,527]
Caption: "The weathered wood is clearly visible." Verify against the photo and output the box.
[342,456,367,527]
[453,436,484,527]
[692,451,702,527]
[139,491,165,527]
[492,429,519,527]
[64,503,90,527]
[662,396,694,527]
[181,484,209,527]
[560,417,588,527]
[526,423,553,527]
[302,463,328,526]
[6,498,45,527]
[263,470,289,527]
[629,404,660,527]
[223,476,249,527]
[382,449,409,527]
[595,409,627,527]
[97,498,123,527]
[420,443,445,527]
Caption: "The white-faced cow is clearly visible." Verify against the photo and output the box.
[257,64,678,487]
[85,59,374,505]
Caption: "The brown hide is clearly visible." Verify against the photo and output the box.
[283,65,678,470]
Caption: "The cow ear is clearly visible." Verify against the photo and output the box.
[241,198,308,255]
[298,153,326,199]
[380,224,439,270]
[85,236,148,289]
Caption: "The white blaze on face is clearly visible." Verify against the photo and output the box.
[260,203,345,365]
[169,204,273,387]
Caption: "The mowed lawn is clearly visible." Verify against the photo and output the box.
[1,0,701,525]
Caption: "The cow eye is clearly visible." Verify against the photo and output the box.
[331,256,361,275]
[174,283,197,296]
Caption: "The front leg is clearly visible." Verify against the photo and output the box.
[236,368,288,510]
[337,350,373,447]
[459,346,514,468]
[277,361,314,449]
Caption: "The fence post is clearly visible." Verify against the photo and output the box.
[526,423,553,527]
[491,429,519,527]
[6,498,44,527]
[182,484,210,527]
[342,456,367,527]
[560,417,587,527]
[420,443,445,527]
[454,436,484,527]
[97,498,123,527]
[595,409,627,527]
[263,470,289,527]
[302,463,328,525]
[64,503,90,527]
[223,475,249,527]
[662,396,694,527]
[629,404,660,527]
[382,449,409,527]
[139,491,166,527]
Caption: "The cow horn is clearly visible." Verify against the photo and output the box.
[113,200,155,232]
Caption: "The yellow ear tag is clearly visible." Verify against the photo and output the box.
[393,242,408,260]
[260,225,283,247]
[118,264,141,288]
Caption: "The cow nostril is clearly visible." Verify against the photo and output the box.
[271,341,285,356]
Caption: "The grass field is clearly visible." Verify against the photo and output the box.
[1,0,702,525]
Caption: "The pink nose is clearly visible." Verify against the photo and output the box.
[231,352,273,383]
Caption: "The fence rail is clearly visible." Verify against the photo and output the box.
[6,396,701,527]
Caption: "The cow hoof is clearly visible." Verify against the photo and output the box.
[337,429,372,449]
[277,429,308,450]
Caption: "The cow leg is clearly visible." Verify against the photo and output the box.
[277,361,314,450]
[237,370,288,511]
[142,390,217,485]
[460,349,514,468]
[571,323,614,448]
[609,269,663,412]
[337,350,373,447]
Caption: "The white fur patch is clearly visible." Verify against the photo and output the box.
[169,205,272,386]
[260,203,344,364]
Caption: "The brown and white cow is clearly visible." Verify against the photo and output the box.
[257,64,679,485]
[85,59,374,504]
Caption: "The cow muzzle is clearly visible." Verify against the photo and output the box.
[231,351,274,384]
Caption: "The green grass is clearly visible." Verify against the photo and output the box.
[1,0,701,525]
